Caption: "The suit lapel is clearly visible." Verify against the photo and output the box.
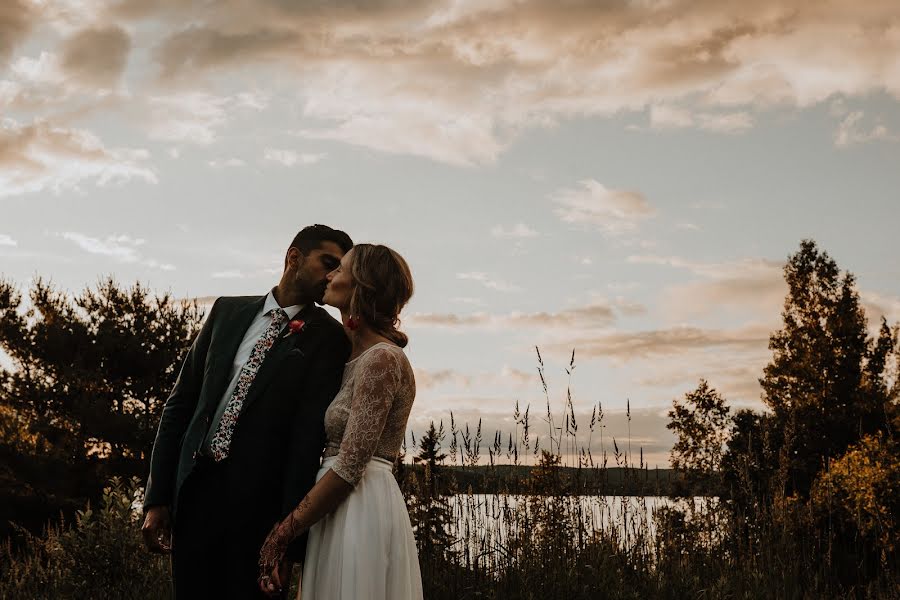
[239,304,319,416]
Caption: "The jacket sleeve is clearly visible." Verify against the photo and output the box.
[143,298,220,509]
[281,328,350,563]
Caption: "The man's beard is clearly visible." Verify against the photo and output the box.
[302,279,327,305]
[293,272,326,305]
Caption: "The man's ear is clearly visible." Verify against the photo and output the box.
[285,247,305,271]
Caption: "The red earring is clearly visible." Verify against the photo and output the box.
[347,316,360,331]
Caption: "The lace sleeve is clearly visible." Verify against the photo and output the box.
[331,348,404,486]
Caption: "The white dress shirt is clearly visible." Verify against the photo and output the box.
[202,290,304,454]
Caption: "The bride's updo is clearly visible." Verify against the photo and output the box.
[348,244,414,348]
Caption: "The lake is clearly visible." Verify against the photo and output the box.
[437,494,717,560]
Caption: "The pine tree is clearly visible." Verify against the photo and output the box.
[409,421,455,563]
[0,277,203,536]
[413,421,447,497]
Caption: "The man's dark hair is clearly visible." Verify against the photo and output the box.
[290,224,353,255]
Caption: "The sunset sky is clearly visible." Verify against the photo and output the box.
[2,0,899,466]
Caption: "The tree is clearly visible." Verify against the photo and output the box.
[413,421,448,497]
[720,409,778,510]
[409,421,455,563]
[760,240,894,496]
[667,380,730,492]
[0,276,203,538]
[811,432,900,567]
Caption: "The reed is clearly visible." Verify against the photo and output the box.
[0,350,896,599]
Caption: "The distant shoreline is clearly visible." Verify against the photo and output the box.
[399,463,717,497]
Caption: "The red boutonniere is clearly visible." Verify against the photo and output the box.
[283,319,306,338]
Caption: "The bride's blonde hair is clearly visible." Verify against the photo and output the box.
[347,244,414,348]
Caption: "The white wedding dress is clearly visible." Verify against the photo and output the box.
[299,343,423,600]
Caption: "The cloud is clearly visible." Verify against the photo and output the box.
[646,106,753,134]
[4,0,893,168]
[62,232,141,261]
[296,109,507,167]
[60,25,131,87]
[650,105,694,129]
[60,232,174,270]
[456,272,521,293]
[0,234,17,247]
[547,323,771,361]
[612,297,648,317]
[860,290,900,326]
[0,0,37,67]
[415,365,536,391]
[551,179,656,234]
[698,111,754,134]
[146,92,266,144]
[637,361,767,407]
[263,148,326,167]
[207,157,245,168]
[450,296,485,306]
[0,118,157,197]
[408,301,617,332]
[1,52,68,114]
[834,111,897,147]
[70,0,900,166]
[211,270,247,279]
[179,295,218,316]
[627,254,786,321]
[490,223,539,239]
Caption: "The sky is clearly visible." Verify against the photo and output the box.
[2,0,900,467]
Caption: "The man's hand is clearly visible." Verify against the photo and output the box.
[141,505,173,554]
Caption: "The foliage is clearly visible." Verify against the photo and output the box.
[0,477,170,600]
[408,422,455,555]
[760,240,892,497]
[711,239,900,594]
[666,379,729,493]
[812,432,900,561]
[0,277,203,538]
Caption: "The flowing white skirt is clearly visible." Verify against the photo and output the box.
[299,456,423,600]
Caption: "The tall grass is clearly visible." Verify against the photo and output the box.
[403,348,899,599]
[1,349,896,599]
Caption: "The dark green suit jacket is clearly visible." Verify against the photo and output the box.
[144,295,350,561]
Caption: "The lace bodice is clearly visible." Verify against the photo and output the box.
[322,342,416,487]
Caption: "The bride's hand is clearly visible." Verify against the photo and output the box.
[258,558,291,597]
[258,522,292,596]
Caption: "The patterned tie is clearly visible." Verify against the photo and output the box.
[209,307,289,461]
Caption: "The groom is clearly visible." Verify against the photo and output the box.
[142,224,353,599]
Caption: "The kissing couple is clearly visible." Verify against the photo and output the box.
[141,225,423,599]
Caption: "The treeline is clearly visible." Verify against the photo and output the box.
[398,463,690,497]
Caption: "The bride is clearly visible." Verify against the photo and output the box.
[258,243,423,600]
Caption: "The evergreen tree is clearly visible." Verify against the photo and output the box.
[760,240,893,496]
[0,277,203,537]
[413,421,448,497]
[409,421,455,562]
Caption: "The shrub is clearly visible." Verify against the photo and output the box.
[0,477,170,600]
